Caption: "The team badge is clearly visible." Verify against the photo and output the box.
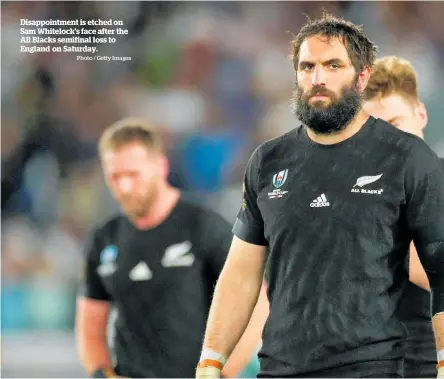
[269,169,289,199]
[272,169,288,188]
[100,245,118,263]
[98,245,118,277]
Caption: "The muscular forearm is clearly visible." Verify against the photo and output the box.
[222,281,269,377]
[433,313,444,351]
[203,266,263,359]
[433,313,444,376]
[77,336,113,374]
[75,298,113,375]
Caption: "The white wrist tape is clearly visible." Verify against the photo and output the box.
[196,366,222,378]
[199,348,227,366]
[438,349,444,362]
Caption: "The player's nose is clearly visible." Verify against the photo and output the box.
[311,66,327,87]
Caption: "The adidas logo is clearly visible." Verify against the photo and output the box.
[129,261,153,281]
[310,193,330,207]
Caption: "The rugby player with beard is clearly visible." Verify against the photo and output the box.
[196,14,444,378]
[76,118,266,378]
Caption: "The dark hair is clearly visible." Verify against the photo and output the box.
[290,13,378,73]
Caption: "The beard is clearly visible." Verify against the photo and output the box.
[118,186,158,219]
[291,80,362,135]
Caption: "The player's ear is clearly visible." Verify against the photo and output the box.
[357,66,371,94]
[415,101,428,131]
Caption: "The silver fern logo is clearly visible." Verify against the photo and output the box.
[351,174,384,195]
[353,174,383,188]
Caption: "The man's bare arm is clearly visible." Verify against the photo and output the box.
[75,297,113,375]
[409,242,430,291]
[433,314,444,351]
[222,280,269,377]
[202,236,267,362]
[433,314,444,377]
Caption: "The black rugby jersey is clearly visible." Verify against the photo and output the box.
[397,157,444,378]
[81,198,232,378]
[233,117,444,377]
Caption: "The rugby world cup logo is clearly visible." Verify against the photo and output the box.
[272,169,288,188]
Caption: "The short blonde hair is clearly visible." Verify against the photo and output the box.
[364,56,419,104]
[98,117,163,154]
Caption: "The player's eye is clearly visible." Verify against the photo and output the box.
[329,63,340,69]
[300,63,314,71]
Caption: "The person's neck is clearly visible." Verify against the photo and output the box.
[305,109,370,145]
[132,185,180,230]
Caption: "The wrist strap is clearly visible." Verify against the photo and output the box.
[198,348,227,370]
[91,368,115,378]
[439,349,444,363]
[197,359,224,370]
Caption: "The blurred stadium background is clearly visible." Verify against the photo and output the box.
[2,1,444,377]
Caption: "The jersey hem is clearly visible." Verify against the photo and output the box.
[258,360,402,377]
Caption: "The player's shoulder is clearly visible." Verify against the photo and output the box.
[83,214,126,261]
[371,117,431,157]
[177,197,230,226]
[89,213,127,239]
[253,127,301,162]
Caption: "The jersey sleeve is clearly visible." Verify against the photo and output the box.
[405,141,444,245]
[232,148,268,246]
[78,229,112,301]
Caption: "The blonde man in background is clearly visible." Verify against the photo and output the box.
[75,118,266,378]
[364,56,443,378]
